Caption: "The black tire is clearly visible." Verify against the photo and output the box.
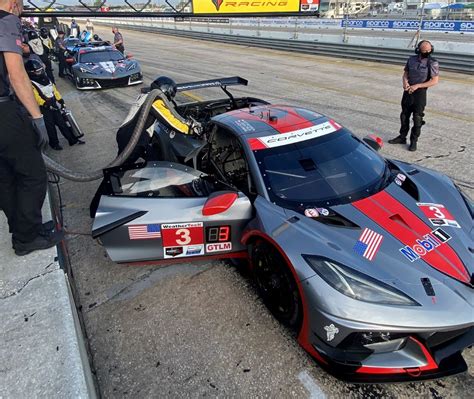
[251,240,303,334]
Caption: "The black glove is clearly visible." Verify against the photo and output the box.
[58,99,65,109]
[32,116,49,151]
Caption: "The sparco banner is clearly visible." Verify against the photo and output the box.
[341,19,474,33]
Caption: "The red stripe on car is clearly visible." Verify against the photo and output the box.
[353,191,470,284]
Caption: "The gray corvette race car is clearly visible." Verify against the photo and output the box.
[65,44,142,90]
[92,78,473,382]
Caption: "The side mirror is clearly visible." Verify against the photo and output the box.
[202,191,238,216]
[363,134,383,151]
[66,57,75,64]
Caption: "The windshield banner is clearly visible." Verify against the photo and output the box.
[248,120,341,150]
[192,0,315,14]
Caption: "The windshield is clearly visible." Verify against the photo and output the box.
[254,129,387,207]
[79,51,124,64]
[65,38,79,46]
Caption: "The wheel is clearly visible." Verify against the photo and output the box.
[251,240,303,334]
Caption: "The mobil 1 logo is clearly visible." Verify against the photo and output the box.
[399,228,451,262]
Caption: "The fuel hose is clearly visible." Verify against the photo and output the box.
[42,89,165,182]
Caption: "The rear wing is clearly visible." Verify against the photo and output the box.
[141,77,248,102]
[176,77,248,92]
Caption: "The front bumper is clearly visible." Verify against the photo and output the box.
[306,309,472,382]
[311,327,468,383]
[75,73,143,90]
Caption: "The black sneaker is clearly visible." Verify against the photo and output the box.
[409,141,417,152]
[51,144,63,151]
[14,230,64,256]
[388,136,407,144]
[12,221,56,250]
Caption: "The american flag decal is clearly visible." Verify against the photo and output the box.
[128,224,161,240]
[353,228,383,261]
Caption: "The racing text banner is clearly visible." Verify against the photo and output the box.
[192,0,304,14]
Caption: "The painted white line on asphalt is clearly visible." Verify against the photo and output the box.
[298,370,327,399]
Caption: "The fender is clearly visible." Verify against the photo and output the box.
[242,230,328,365]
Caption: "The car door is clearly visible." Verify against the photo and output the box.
[92,161,253,264]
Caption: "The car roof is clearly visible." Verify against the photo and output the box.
[213,104,331,136]
[211,105,345,150]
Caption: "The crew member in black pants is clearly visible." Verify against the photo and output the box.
[0,0,63,256]
[388,40,439,152]
[55,30,67,77]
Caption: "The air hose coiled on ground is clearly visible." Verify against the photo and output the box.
[42,89,165,182]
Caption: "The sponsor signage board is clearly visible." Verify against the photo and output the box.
[192,0,303,14]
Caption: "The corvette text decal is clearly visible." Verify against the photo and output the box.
[248,120,341,150]
[416,203,460,228]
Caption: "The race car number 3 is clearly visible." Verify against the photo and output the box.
[161,222,204,246]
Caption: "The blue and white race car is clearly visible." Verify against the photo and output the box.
[65,43,142,90]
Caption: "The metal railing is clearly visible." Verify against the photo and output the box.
[78,19,474,74]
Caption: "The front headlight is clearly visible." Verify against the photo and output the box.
[127,63,137,71]
[79,67,91,73]
[303,256,419,306]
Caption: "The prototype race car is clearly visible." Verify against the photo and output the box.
[65,43,142,90]
[92,77,473,382]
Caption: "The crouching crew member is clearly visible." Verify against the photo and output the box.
[389,40,439,152]
[25,59,85,150]
[116,76,202,164]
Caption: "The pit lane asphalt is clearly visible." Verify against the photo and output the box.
[50,26,473,398]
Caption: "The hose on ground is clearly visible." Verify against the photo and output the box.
[42,89,163,182]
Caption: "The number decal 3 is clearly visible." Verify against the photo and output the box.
[175,229,191,245]
[429,206,445,219]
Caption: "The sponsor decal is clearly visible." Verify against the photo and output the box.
[324,324,339,342]
[366,20,389,28]
[304,208,319,218]
[300,0,319,11]
[165,247,183,257]
[206,242,232,253]
[316,207,329,216]
[186,245,204,255]
[212,0,224,10]
[392,20,420,29]
[234,119,256,133]
[248,120,341,150]
[417,203,460,228]
[423,21,455,31]
[128,224,161,240]
[399,228,451,262]
[162,222,204,258]
[460,22,474,33]
[353,228,383,261]
[395,173,407,186]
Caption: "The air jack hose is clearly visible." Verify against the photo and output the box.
[42,89,165,182]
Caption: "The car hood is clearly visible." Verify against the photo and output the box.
[268,162,473,304]
[78,59,137,76]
